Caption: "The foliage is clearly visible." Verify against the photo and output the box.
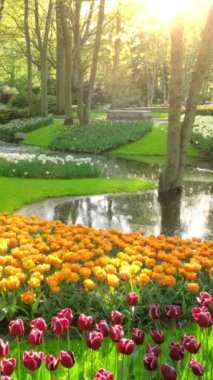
[0,214,212,323]
[0,107,30,124]
[50,121,153,154]
[0,85,18,104]
[0,153,103,179]
[0,116,53,141]
[196,105,213,116]
[0,177,156,214]
[191,115,213,153]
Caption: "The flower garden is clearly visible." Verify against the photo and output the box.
[0,213,212,379]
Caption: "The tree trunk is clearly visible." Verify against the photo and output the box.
[159,18,184,193]
[24,0,33,116]
[83,0,105,125]
[56,1,66,115]
[159,2,213,194]
[111,7,121,109]
[58,0,73,125]
[74,0,84,125]
[40,55,48,116]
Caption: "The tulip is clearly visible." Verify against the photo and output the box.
[94,368,113,380]
[192,307,212,327]
[0,377,13,380]
[110,310,124,325]
[189,358,204,376]
[30,318,47,332]
[169,342,185,361]
[1,358,16,376]
[51,316,69,336]
[126,293,139,306]
[9,320,24,337]
[0,340,9,358]
[150,329,164,345]
[149,304,161,319]
[117,338,135,355]
[59,351,75,368]
[132,328,145,345]
[164,305,181,319]
[143,352,158,371]
[197,292,212,308]
[87,331,104,350]
[110,325,124,342]
[95,320,110,337]
[182,335,201,354]
[29,328,43,346]
[77,314,94,331]
[23,350,44,371]
[161,363,176,380]
[57,308,73,323]
[146,344,161,357]
[45,354,59,371]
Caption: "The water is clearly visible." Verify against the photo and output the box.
[18,154,213,240]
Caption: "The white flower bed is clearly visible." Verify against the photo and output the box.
[0,153,93,166]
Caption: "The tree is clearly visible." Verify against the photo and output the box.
[159,2,213,193]
[34,0,54,116]
[0,0,5,21]
[24,0,33,115]
[56,0,66,115]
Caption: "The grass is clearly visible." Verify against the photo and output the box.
[22,120,64,148]
[112,124,201,158]
[0,177,156,213]
[151,111,168,119]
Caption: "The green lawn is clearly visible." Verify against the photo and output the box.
[151,111,168,119]
[0,177,156,213]
[112,124,201,158]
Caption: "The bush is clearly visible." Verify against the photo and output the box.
[0,116,53,141]
[0,107,30,124]
[196,105,213,116]
[51,120,153,153]
[0,85,18,105]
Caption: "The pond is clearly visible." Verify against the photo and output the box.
[18,154,213,240]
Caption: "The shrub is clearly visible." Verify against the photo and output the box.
[50,120,153,153]
[0,107,30,124]
[0,153,103,179]
[0,116,53,141]
[0,85,18,105]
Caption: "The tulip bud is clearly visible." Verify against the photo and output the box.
[110,310,124,325]
[149,304,161,319]
[95,320,110,337]
[189,358,204,376]
[110,325,124,342]
[146,344,161,357]
[77,314,93,331]
[0,340,9,358]
[197,292,212,308]
[132,328,145,345]
[192,307,212,327]
[45,354,59,371]
[94,368,113,380]
[161,363,176,380]
[23,351,44,371]
[143,352,158,371]
[51,316,69,336]
[1,358,16,376]
[169,343,185,361]
[182,335,201,354]
[164,305,181,319]
[57,308,73,323]
[9,320,24,337]
[59,351,75,368]
[117,338,135,355]
[29,329,43,346]
[126,293,139,306]
[30,318,47,332]
[150,329,164,345]
[87,331,104,350]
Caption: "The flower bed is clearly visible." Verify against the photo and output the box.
[192,116,213,153]
[0,117,52,142]
[0,153,103,179]
[0,291,212,379]
[196,105,213,116]
[0,214,212,322]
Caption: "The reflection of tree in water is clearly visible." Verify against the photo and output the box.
[158,191,182,236]
[54,199,81,225]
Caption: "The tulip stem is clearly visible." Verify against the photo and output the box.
[57,336,60,357]
[16,336,21,380]
[67,328,71,351]
[68,368,71,380]
[90,349,94,379]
